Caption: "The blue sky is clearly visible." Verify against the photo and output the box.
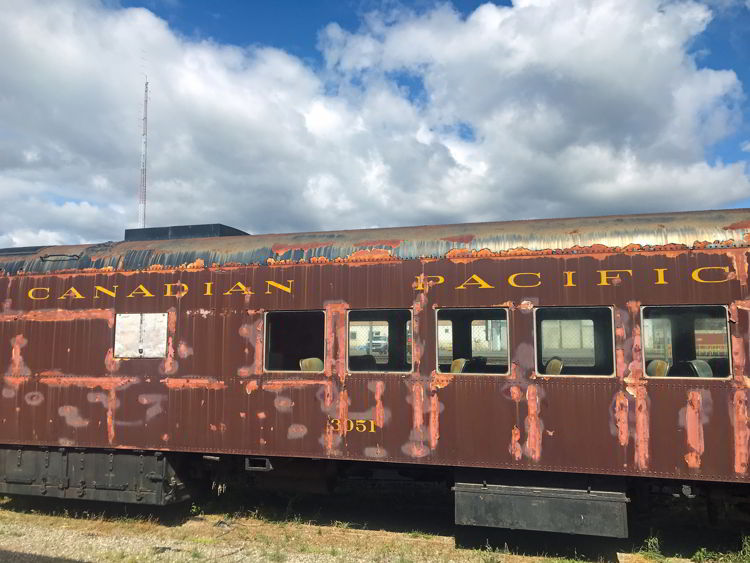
[1,0,749,245]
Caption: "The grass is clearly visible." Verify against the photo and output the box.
[692,536,750,562]
[639,535,666,561]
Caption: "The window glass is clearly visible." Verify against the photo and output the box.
[540,319,595,367]
[265,311,325,372]
[535,307,614,376]
[115,313,168,358]
[643,306,730,378]
[437,309,508,374]
[348,310,412,372]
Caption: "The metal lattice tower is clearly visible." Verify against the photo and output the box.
[138,79,149,229]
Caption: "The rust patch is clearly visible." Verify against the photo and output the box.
[343,248,396,262]
[104,348,120,373]
[429,392,439,450]
[509,425,522,460]
[729,249,749,288]
[684,391,704,469]
[724,220,750,230]
[523,384,542,462]
[263,379,324,391]
[338,389,349,436]
[324,302,348,384]
[635,386,650,470]
[275,395,294,413]
[354,239,402,248]
[429,370,453,391]
[0,308,114,327]
[615,391,629,447]
[510,385,522,402]
[287,423,308,439]
[6,334,31,378]
[734,389,750,474]
[374,381,385,428]
[162,378,226,391]
[159,337,178,375]
[732,334,747,386]
[245,380,259,394]
[40,376,137,390]
[58,405,89,428]
[177,341,194,359]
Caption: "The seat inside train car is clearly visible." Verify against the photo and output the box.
[643,305,731,378]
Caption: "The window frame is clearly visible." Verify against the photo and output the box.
[434,307,511,376]
[263,309,327,374]
[640,304,732,381]
[346,308,414,374]
[532,306,616,378]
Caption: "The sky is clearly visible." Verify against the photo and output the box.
[1,0,749,247]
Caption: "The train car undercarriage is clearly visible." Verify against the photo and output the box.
[2,445,747,539]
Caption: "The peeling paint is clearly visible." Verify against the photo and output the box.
[509,425,522,460]
[523,384,542,462]
[163,378,226,391]
[615,391,629,447]
[684,391,705,469]
[734,389,750,474]
[287,423,308,439]
[58,405,89,428]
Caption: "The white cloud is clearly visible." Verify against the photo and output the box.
[0,0,747,246]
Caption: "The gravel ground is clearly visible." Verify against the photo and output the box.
[0,491,741,563]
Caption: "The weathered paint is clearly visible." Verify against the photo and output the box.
[524,385,542,462]
[684,391,705,469]
[0,209,747,486]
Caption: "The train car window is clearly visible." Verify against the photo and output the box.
[643,306,730,378]
[535,307,614,376]
[265,311,325,372]
[348,309,412,372]
[114,313,168,358]
[436,308,508,374]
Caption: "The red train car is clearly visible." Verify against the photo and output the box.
[0,209,749,537]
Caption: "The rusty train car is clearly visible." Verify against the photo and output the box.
[0,209,749,537]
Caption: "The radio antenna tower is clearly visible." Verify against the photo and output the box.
[138,78,149,228]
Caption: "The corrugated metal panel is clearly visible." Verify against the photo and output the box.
[0,208,747,275]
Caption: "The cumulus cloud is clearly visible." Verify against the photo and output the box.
[0,0,747,245]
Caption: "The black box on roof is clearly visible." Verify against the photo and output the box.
[124,224,249,242]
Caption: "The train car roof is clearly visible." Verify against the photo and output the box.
[0,208,748,275]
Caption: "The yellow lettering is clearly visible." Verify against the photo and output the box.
[507,272,541,288]
[27,287,50,300]
[94,285,118,298]
[204,282,213,296]
[265,280,294,295]
[691,266,730,283]
[223,281,254,295]
[597,269,633,286]
[563,271,576,287]
[455,274,494,290]
[653,268,668,285]
[58,287,85,300]
[164,282,189,297]
[414,274,445,291]
[127,284,155,298]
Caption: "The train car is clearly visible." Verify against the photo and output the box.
[0,208,749,538]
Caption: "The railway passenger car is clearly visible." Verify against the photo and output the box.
[0,209,749,538]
